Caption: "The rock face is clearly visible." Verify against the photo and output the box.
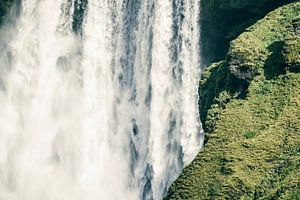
[227,37,267,81]
[225,3,299,82]
[292,17,300,36]
[166,2,300,199]
[0,0,15,24]
[200,0,296,65]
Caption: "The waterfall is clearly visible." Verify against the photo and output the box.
[0,0,203,199]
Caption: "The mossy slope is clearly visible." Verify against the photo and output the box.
[166,2,300,199]
[200,0,296,65]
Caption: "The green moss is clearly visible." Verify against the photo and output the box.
[227,2,300,81]
[200,2,300,133]
[244,131,257,139]
[228,35,267,81]
[282,37,300,72]
[200,0,295,65]
[166,2,300,199]
[199,61,248,133]
[167,73,300,200]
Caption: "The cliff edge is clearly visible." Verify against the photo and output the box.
[167,2,300,199]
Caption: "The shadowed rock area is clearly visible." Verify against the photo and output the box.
[200,0,296,66]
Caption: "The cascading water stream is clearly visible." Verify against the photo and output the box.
[0,0,203,199]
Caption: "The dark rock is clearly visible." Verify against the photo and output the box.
[200,0,296,66]
[292,17,300,36]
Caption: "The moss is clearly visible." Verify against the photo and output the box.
[244,131,257,139]
[166,2,300,199]
[228,36,267,81]
[227,2,300,81]
[199,61,248,133]
[167,73,300,200]
[282,37,300,72]
[200,2,300,133]
[200,0,296,65]
[292,16,300,35]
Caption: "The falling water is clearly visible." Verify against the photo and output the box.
[0,0,203,199]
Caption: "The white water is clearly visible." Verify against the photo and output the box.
[0,0,203,199]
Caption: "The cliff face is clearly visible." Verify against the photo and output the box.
[167,2,300,199]
[0,0,15,24]
[1,1,299,199]
[200,0,295,65]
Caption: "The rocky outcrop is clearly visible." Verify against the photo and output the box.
[166,2,300,199]
[0,0,15,24]
[226,4,299,81]
[200,0,296,65]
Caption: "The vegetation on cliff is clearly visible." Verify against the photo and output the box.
[200,0,296,65]
[167,2,300,199]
